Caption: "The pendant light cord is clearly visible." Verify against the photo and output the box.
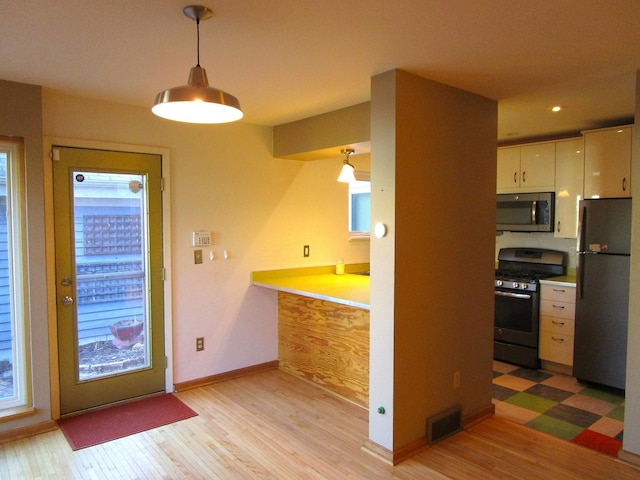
[196,17,201,67]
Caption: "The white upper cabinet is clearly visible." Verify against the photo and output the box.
[497,143,555,194]
[496,147,521,191]
[554,138,584,239]
[584,126,632,198]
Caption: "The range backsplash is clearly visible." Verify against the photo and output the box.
[495,231,577,270]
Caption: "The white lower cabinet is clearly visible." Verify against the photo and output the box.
[539,283,576,369]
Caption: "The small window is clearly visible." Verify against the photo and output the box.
[0,138,29,411]
[348,171,371,238]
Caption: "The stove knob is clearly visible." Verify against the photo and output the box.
[496,280,503,287]
[513,282,519,288]
[521,283,529,290]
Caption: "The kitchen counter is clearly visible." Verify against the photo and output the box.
[252,264,371,407]
[540,275,576,287]
[251,264,370,310]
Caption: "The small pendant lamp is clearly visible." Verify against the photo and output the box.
[337,148,356,183]
[152,5,243,124]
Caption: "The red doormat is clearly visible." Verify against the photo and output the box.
[58,394,198,450]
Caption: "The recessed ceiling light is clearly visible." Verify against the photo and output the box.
[550,105,565,112]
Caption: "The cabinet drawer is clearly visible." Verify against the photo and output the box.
[540,299,575,320]
[539,331,574,366]
[540,284,576,303]
[540,315,575,335]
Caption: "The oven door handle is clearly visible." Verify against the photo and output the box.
[494,290,532,300]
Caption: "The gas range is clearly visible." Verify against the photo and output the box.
[494,248,567,369]
[495,248,566,287]
[494,270,556,292]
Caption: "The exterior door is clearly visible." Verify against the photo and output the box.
[53,146,165,414]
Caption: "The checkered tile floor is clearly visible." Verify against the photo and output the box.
[492,361,625,456]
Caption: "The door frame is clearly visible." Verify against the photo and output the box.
[44,137,173,419]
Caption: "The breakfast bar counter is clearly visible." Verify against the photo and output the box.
[251,265,370,309]
[251,264,370,407]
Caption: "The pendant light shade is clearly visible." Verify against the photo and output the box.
[337,148,356,183]
[152,5,243,124]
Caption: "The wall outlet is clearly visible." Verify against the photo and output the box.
[303,245,310,257]
[196,337,204,351]
[453,370,461,389]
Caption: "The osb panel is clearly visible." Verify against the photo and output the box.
[278,291,369,407]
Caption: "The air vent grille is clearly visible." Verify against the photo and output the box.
[426,405,462,444]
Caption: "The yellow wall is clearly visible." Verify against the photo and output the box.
[0,83,371,434]
[40,90,370,384]
[369,70,497,452]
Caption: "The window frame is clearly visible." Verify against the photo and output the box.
[348,170,371,240]
[0,137,31,414]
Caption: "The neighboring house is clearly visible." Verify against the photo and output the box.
[0,172,145,364]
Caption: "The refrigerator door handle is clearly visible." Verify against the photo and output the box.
[577,205,586,254]
[576,204,587,299]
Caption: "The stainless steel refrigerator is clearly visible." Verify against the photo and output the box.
[574,198,631,390]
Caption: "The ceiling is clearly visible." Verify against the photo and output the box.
[2,0,640,143]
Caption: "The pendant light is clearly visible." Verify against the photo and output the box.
[337,148,356,183]
[152,5,243,124]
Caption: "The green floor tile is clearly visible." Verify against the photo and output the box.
[526,414,585,441]
[580,387,625,405]
[504,392,557,413]
[607,405,625,421]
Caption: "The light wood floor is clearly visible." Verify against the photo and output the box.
[1,369,639,479]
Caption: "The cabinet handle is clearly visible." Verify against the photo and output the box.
[551,337,565,343]
[623,177,627,192]
[552,288,565,293]
[513,172,518,184]
[522,171,527,183]
[552,304,565,309]
[551,320,565,326]
[557,220,561,233]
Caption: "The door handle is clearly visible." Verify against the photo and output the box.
[61,295,74,306]
[61,277,73,286]
[495,291,532,300]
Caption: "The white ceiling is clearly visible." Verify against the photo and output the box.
[2,0,640,143]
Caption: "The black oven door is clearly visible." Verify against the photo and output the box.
[494,288,539,348]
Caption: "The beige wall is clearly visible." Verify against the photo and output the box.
[40,91,370,384]
[622,72,640,458]
[0,84,370,433]
[369,70,497,451]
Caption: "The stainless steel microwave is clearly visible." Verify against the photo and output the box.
[496,192,554,232]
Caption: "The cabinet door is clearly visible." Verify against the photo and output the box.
[554,139,584,238]
[519,143,555,192]
[584,127,631,198]
[496,147,521,192]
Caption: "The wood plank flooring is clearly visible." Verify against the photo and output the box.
[1,369,639,479]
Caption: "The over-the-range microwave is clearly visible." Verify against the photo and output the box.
[496,192,554,232]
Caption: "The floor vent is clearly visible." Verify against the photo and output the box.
[426,405,462,445]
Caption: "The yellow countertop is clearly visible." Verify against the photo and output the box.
[540,275,577,286]
[251,265,370,310]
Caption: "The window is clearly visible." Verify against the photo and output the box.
[0,138,29,411]
[348,171,371,237]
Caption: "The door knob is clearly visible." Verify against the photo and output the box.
[61,295,74,306]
